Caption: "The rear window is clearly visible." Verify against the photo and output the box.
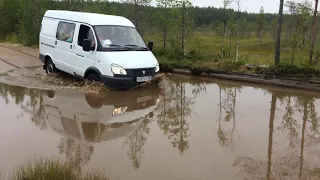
[41,18,59,37]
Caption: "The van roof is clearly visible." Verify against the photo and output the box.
[44,10,135,27]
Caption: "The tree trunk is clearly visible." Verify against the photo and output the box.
[275,0,284,65]
[259,31,262,45]
[235,33,239,62]
[134,0,138,29]
[181,1,186,56]
[235,0,240,62]
[309,0,319,65]
[229,33,232,57]
[163,0,168,52]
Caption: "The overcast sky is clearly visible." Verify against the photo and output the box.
[188,0,310,13]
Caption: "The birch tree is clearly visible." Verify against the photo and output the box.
[309,0,319,65]
[156,0,175,52]
[221,0,232,59]
[235,0,241,62]
[257,6,265,45]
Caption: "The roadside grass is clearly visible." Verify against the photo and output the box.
[145,31,320,78]
[159,56,320,78]
[10,158,110,180]
[145,31,320,67]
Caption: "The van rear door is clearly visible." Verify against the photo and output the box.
[39,17,59,63]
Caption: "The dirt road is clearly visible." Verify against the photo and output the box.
[0,43,42,74]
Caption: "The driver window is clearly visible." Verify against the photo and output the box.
[78,24,96,50]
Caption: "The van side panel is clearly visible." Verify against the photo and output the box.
[39,17,59,63]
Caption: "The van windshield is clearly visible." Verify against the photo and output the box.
[94,26,148,51]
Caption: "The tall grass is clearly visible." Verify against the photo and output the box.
[10,158,110,180]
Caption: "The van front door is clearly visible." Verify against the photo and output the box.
[55,21,76,74]
[74,24,96,78]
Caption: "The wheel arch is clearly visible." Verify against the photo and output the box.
[44,53,53,64]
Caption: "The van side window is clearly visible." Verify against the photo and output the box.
[56,22,76,43]
[78,25,95,49]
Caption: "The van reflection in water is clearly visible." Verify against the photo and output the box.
[43,88,163,142]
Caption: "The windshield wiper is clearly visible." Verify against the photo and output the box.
[124,45,149,50]
[106,44,134,50]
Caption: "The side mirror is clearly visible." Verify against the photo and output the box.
[147,41,153,51]
[83,39,91,52]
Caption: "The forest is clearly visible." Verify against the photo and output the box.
[0,0,320,75]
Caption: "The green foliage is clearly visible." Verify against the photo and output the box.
[262,63,320,77]
[285,0,312,64]
[0,0,21,39]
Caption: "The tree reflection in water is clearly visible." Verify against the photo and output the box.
[123,117,150,169]
[154,75,208,155]
[216,83,242,149]
[0,83,47,130]
[233,90,320,180]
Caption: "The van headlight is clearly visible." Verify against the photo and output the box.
[111,64,127,75]
[112,106,127,117]
[155,64,160,72]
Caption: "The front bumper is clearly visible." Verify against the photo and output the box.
[101,68,160,90]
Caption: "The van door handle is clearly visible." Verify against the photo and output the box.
[70,45,72,49]
[55,41,57,45]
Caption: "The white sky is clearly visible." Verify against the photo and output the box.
[190,0,310,13]
[111,0,316,14]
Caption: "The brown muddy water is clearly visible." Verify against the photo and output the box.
[0,74,320,180]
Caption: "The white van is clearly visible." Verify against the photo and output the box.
[39,10,160,90]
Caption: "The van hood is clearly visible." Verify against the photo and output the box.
[105,51,158,69]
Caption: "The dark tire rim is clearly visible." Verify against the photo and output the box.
[87,74,99,82]
[46,63,54,74]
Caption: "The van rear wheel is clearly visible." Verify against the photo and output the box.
[45,58,58,74]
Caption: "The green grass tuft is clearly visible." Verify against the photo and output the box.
[12,158,110,180]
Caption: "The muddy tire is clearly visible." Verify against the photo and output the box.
[86,73,100,82]
[45,58,58,74]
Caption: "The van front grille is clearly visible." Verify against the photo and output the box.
[131,68,154,77]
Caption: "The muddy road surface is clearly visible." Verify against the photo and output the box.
[0,73,320,180]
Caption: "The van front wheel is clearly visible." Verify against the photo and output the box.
[86,73,100,82]
[45,58,58,74]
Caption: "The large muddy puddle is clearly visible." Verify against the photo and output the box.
[0,74,320,180]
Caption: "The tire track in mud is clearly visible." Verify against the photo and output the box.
[0,57,20,68]
[0,44,39,61]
